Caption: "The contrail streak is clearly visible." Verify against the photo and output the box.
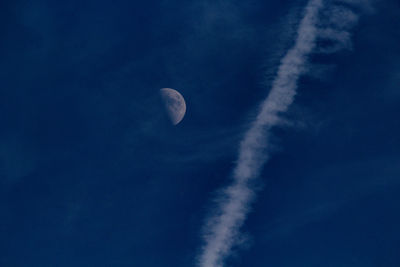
[197,0,324,266]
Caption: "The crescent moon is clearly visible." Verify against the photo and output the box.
[160,88,186,125]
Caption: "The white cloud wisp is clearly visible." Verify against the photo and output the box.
[197,0,324,266]
[197,0,369,266]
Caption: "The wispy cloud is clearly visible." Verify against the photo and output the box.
[197,0,369,265]
[197,1,324,266]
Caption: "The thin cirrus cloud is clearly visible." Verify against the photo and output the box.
[196,0,367,266]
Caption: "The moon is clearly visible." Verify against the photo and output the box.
[160,88,186,125]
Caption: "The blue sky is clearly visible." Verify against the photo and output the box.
[1,0,400,266]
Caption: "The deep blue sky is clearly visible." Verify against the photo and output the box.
[1,0,399,266]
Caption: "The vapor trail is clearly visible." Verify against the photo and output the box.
[197,0,324,266]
